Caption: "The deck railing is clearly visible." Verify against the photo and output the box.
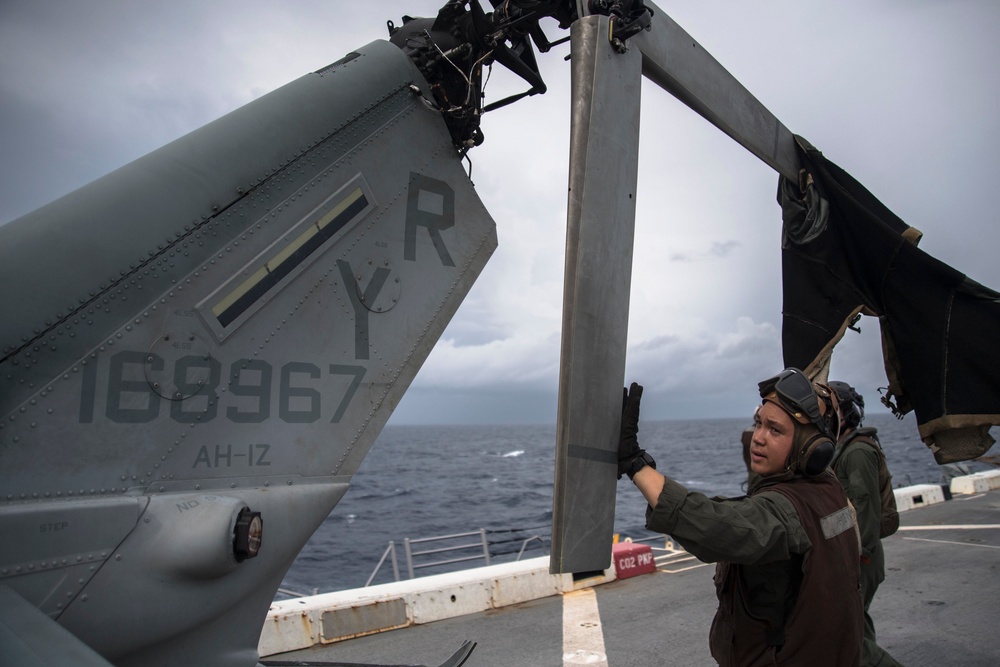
[365,527,550,587]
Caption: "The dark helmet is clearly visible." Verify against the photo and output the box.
[828,380,865,431]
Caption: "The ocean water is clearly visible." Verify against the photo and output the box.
[279,413,995,595]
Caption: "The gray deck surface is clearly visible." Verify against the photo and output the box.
[268,490,1000,666]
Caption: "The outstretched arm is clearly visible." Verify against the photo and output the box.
[632,465,666,507]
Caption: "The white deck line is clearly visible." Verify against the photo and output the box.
[562,588,608,666]
[901,536,1000,549]
[897,524,1000,530]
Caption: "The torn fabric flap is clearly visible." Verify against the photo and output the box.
[778,135,1000,464]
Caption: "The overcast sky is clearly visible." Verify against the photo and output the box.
[2,1,998,426]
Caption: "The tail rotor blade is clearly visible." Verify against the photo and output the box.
[550,15,642,575]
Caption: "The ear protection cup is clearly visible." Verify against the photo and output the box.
[741,425,754,472]
[800,432,835,476]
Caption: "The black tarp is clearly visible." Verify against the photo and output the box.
[779,136,1000,464]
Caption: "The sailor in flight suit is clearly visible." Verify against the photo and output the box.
[828,380,902,667]
[618,369,863,666]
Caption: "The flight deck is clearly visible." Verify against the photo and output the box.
[266,483,1000,666]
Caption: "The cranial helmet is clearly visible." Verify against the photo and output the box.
[828,380,865,431]
[758,368,837,476]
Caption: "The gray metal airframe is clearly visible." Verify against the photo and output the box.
[0,39,495,666]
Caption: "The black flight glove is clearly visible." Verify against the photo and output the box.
[618,382,656,480]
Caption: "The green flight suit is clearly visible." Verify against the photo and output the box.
[834,435,902,667]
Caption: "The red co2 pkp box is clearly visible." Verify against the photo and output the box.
[612,542,656,579]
